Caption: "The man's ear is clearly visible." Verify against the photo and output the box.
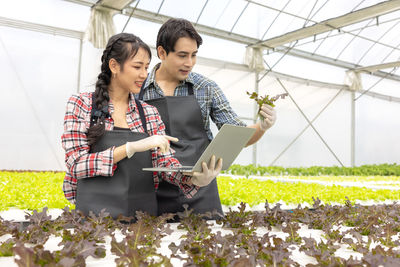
[157,46,167,60]
[109,58,120,75]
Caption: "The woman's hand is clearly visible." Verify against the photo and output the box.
[184,155,223,187]
[126,135,178,158]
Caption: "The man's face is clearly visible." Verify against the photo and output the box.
[159,37,198,81]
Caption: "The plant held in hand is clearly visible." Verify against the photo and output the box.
[247,91,288,120]
[247,91,288,108]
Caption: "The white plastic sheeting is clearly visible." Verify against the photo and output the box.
[0,27,80,170]
[0,0,399,170]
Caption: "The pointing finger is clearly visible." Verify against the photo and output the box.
[164,135,179,142]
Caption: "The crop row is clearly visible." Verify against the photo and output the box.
[1,172,400,210]
[217,176,400,207]
[1,200,400,266]
[224,163,400,176]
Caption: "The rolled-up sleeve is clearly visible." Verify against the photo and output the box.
[209,82,247,129]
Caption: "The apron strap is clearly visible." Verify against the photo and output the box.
[187,82,194,95]
[135,98,147,133]
[90,93,110,127]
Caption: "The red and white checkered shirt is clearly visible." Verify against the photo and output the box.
[62,92,198,204]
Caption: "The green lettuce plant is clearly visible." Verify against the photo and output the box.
[1,201,400,266]
[246,91,288,119]
[216,176,400,207]
[224,163,400,177]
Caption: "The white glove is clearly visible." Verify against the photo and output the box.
[185,155,223,187]
[125,135,178,158]
[259,104,276,131]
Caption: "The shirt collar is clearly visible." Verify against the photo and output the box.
[144,63,158,89]
[108,92,136,114]
[128,92,136,113]
[144,62,195,89]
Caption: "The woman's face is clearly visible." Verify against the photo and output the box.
[114,47,150,94]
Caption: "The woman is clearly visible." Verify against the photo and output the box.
[61,33,221,219]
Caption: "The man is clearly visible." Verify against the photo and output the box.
[138,18,276,218]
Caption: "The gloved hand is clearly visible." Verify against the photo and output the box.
[125,135,178,158]
[259,104,276,131]
[185,155,223,187]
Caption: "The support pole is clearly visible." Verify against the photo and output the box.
[252,71,259,165]
[351,91,355,166]
[77,38,83,93]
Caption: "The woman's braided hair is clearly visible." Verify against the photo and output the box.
[87,33,152,146]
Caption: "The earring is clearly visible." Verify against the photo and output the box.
[112,73,116,79]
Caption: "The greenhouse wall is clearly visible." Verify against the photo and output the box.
[0,4,399,171]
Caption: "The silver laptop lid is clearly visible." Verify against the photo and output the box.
[190,124,255,172]
[142,124,255,172]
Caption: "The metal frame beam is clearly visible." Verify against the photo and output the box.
[194,56,400,103]
[0,16,84,94]
[362,90,400,102]
[247,0,400,51]
[195,0,209,24]
[273,46,400,82]
[355,19,400,65]
[62,0,400,83]
[95,0,134,10]
[269,87,345,166]
[123,7,400,83]
[1,15,399,104]
[63,0,96,7]
[121,7,258,45]
[0,16,83,39]
[353,61,400,73]
[276,78,345,166]
[253,0,400,49]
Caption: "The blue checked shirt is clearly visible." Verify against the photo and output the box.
[138,63,246,140]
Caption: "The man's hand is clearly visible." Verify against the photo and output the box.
[259,104,276,131]
[185,155,223,187]
[126,135,178,158]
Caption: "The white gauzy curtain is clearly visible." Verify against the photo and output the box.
[244,46,265,72]
[344,70,363,91]
[85,6,116,49]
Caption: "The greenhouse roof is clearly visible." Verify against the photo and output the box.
[67,0,400,80]
[2,0,400,82]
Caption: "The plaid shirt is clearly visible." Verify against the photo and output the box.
[139,63,246,140]
[61,92,198,204]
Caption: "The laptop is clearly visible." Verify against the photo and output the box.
[142,124,256,173]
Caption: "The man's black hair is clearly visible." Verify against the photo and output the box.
[156,18,203,57]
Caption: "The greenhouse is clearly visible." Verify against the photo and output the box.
[1,0,400,266]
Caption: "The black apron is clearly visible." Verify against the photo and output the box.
[76,97,157,219]
[139,82,223,219]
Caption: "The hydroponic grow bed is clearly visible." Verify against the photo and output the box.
[1,199,400,266]
[1,167,400,266]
